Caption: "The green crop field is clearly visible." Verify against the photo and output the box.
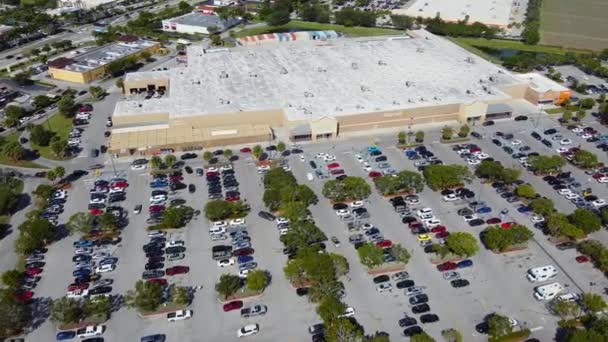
[540,0,608,50]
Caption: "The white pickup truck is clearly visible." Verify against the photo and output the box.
[167,310,192,322]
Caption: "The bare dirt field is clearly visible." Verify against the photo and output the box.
[540,0,608,50]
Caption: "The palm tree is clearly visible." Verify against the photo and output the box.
[150,156,163,170]
[3,142,25,161]
[252,145,263,160]
[224,149,233,160]
[54,166,66,180]
[164,154,176,167]
[398,131,406,144]
[415,131,424,143]
[202,151,213,162]
[276,141,286,153]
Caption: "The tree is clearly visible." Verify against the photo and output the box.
[500,168,521,185]
[357,243,384,268]
[50,137,68,158]
[488,314,513,338]
[224,149,233,159]
[569,209,602,234]
[210,34,221,46]
[329,253,349,277]
[515,184,536,199]
[3,141,25,162]
[252,145,263,160]
[276,141,286,153]
[170,286,190,305]
[547,213,585,239]
[445,232,479,257]
[280,201,309,222]
[266,9,290,26]
[581,293,607,313]
[178,0,192,12]
[391,14,414,29]
[99,212,119,231]
[53,166,65,179]
[32,184,54,204]
[124,280,163,312]
[326,317,364,342]
[0,185,19,215]
[322,177,371,202]
[573,150,598,169]
[441,126,453,140]
[50,297,82,324]
[415,131,424,143]
[475,160,505,181]
[46,170,57,183]
[530,197,554,217]
[316,295,346,324]
[149,156,163,170]
[529,155,566,174]
[458,124,470,138]
[115,78,125,91]
[215,274,242,300]
[139,51,152,62]
[164,154,177,167]
[374,170,424,195]
[12,70,32,86]
[66,212,94,234]
[398,131,406,144]
[1,270,22,289]
[552,299,581,320]
[411,333,436,342]
[441,329,463,342]
[562,111,572,122]
[162,205,194,228]
[576,109,587,120]
[16,217,55,254]
[580,98,596,109]
[391,244,411,264]
[0,290,28,338]
[83,296,111,318]
[89,86,105,100]
[32,95,52,109]
[205,200,235,221]
[57,95,76,118]
[29,124,52,146]
[423,164,470,190]
[481,224,533,252]
[246,270,268,292]
[202,151,213,162]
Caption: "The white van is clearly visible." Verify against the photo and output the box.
[416,208,433,218]
[209,226,226,235]
[307,173,314,181]
[527,265,558,283]
[534,282,563,301]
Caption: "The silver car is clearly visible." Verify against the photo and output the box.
[405,286,426,297]
[239,262,258,271]
[443,271,460,281]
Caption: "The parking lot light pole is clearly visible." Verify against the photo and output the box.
[109,153,118,177]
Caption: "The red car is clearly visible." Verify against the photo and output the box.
[486,217,502,224]
[67,283,89,291]
[435,231,450,239]
[233,247,254,257]
[223,300,243,312]
[206,171,218,177]
[368,171,382,178]
[430,225,447,233]
[166,266,190,276]
[576,255,590,263]
[149,205,166,213]
[327,162,341,169]
[592,173,606,180]
[110,181,129,188]
[376,240,393,248]
[409,222,422,229]
[240,147,252,153]
[226,195,240,202]
[437,262,458,272]
[169,175,183,182]
[90,208,104,216]
[330,169,345,175]
[469,147,481,153]
[501,222,515,229]
[15,291,33,302]
[148,278,168,286]
[25,267,43,276]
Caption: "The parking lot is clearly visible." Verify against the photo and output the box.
[17,109,608,341]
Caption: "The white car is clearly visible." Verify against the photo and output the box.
[592,199,606,207]
[131,164,146,170]
[355,154,364,163]
[91,252,111,261]
[282,165,291,172]
[165,240,185,248]
[362,162,372,172]
[68,138,81,144]
[405,286,426,297]
[339,307,356,318]
[476,153,490,160]
[238,268,253,278]
[212,221,228,228]
[237,324,260,337]
[53,190,67,199]
[89,197,105,204]
[335,209,350,216]
[276,217,290,225]
[556,147,569,153]
[206,167,218,172]
[95,264,115,273]
[443,194,458,202]
[76,325,105,338]
[167,310,192,322]
[74,248,93,255]
[323,155,336,162]
[148,231,166,239]
[509,318,519,327]
[376,283,393,293]
[220,164,233,171]
[217,258,235,267]
[350,201,364,208]
[557,188,572,196]
[423,219,441,228]
[66,289,89,299]
[466,159,481,165]
[510,139,522,145]
[560,139,572,145]
[315,152,327,159]
[565,193,580,200]
[463,214,478,222]
[230,218,246,226]
[531,214,545,223]
[572,127,583,133]
[299,155,305,162]
[361,223,374,230]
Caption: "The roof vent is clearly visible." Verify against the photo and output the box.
[248,72,258,78]
[317,67,327,73]
[378,60,387,66]
[280,67,288,75]
[351,62,358,69]
[356,104,364,109]
[416,48,424,53]
[335,106,343,111]
[466,89,473,95]
[465,57,475,64]
[360,85,370,92]
[304,91,314,98]
[392,100,400,105]
[219,71,229,79]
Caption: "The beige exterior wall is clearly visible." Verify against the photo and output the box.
[310,117,338,140]
[113,112,170,127]
[124,77,170,93]
[458,101,488,121]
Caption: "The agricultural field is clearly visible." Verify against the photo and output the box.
[540,0,608,50]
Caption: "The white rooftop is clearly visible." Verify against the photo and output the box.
[515,73,570,93]
[116,30,523,121]
[394,0,514,27]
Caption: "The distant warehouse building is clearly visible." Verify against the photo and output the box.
[109,30,570,156]
[48,36,160,84]
[161,11,241,35]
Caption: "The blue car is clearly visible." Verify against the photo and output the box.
[237,255,254,264]
[72,240,94,248]
[405,150,417,157]
[150,181,168,189]
[73,268,92,277]
[56,331,76,340]
[475,206,492,214]
[368,146,380,153]
[457,259,473,268]
[517,205,532,213]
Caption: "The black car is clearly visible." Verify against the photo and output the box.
[180,153,197,160]
[514,115,528,121]
[450,279,470,288]
[141,334,166,342]
[544,128,557,135]
[541,139,553,147]
[402,326,423,337]
[142,270,165,279]
[457,208,473,216]
[409,294,429,305]
[531,131,542,140]
[475,322,489,334]
[482,120,495,126]
[471,131,482,139]
[375,156,388,162]
[420,314,439,324]
[184,166,193,174]
[165,246,186,254]
[336,175,348,181]
[258,211,276,221]
[309,161,317,169]
[402,216,417,224]
[468,219,485,227]
[396,280,415,289]
[491,139,502,146]
[373,275,390,284]
[145,262,164,270]
[398,316,418,327]
[188,184,196,193]
[556,241,577,250]
[296,287,309,296]
[502,146,513,154]
[72,255,91,263]
[145,249,165,258]
[89,286,112,295]
[147,256,165,263]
